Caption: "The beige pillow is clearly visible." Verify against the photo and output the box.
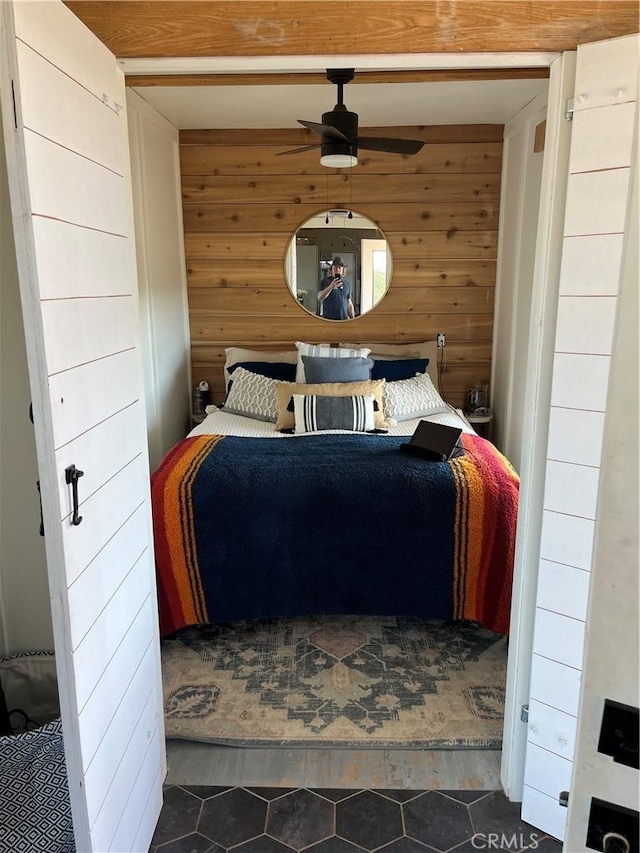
[224,346,297,388]
[340,341,438,383]
[275,380,388,431]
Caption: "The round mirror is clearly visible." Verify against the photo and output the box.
[285,210,392,321]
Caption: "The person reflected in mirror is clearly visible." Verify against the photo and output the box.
[317,257,355,320]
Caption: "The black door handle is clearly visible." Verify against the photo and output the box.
[36,481,44,537]
[65,465,84,526]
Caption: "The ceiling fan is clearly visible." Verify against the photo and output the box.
[277,68,425,167]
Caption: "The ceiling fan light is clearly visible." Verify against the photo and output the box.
[320,152,358,168]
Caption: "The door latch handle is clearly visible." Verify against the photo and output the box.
[36,480,44,537]
[65,465,84,526]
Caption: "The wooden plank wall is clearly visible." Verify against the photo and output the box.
[180,125,503,408]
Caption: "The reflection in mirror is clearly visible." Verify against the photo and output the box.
[285,210,392,321]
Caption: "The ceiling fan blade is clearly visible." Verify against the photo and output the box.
[297,119,348,141]
[275,144,321,156]
[358,136,425,155]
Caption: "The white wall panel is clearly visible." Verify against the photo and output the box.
[93,699,158,853]
[133,774,164,853]
[107,728,163,853]
[60,454,148,586]
[550,353,611,411]
[34,217,133,300]
[73,552,151,711]
[524,742,574,798]
[565,112,639,846]
[41,296,136,377]
[16,39,126,175]
[529,654,582,716]
[67,504,148,650]
[126,89,191,471]
[87,668,156,826]
[569,102,636,172]
[491,93,546,467]
[523,33,637,842]
[554,296,617,355]
[540,511,595,571]
[24,131,129,235]
[558,234,624,296]
[564,168,630,236]
[12,0,119,104]
[532,609,586,670]
[49,348,140,449]
[528,699,577,760]
[543,461,600,519]
[55,401,145,519]
[77,602,155,769]
[83,643,157,826]
[547,407,605,467]
[2,3,164,849]
[536,560,591,622]
[572,34,638,111]
[522,787,568,842]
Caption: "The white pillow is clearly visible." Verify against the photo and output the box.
[224,346,297,389]
[295,341,371,382]
[223,367,293,423]
[383,372,448,422]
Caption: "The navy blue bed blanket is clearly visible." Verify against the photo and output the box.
[152,432,519,636]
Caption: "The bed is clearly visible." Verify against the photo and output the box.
[151,401,519,639]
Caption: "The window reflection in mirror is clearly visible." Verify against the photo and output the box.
[285,210,392,321]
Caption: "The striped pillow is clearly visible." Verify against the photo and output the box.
[293,394,375,433]
[295,341,371,382]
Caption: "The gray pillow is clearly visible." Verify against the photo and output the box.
[301,355,373,384]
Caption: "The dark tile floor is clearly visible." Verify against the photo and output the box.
[149,786,562,853]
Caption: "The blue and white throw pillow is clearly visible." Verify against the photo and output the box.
[383,372,448,422]
[294,341,371,382]
[293,394,375,433]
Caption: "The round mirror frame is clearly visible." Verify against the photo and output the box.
[284,209,393,322]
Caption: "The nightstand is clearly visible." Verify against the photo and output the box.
[191,412,207,428]
[465,412,493,441]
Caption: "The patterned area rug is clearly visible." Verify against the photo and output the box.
[162,617,507,748]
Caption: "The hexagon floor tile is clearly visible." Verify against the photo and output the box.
[149,786,563,852]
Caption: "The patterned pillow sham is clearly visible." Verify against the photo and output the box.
[294,341,371,382]
[223,367,293,423]
[301,355,373,384]
[383,372,448,422]
[293,394,375,433]
[275,379,388,431]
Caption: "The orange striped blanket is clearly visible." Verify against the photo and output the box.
[152,432,519,637]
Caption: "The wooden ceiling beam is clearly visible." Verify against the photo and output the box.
[126,68,550,88]
[64,1,639,59]
[179,125,505,146]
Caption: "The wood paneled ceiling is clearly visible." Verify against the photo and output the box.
[64,1,639,59]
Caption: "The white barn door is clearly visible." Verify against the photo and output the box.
[0,1,165,850]
[521,33,638,841]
